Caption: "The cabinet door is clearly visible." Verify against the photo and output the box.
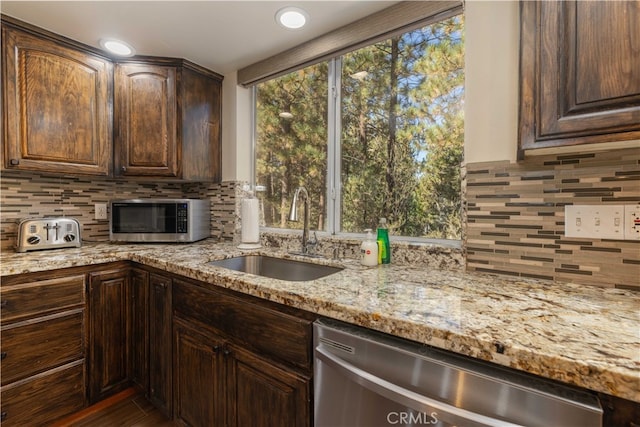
[115,63,178,177]
[149,273,173,416]
[173,320,225,427]
[88,268,130,403]
[519,1,640,151]
[180,67,222,182]
[130,268,149,392]
[227,345,310,427]
[1,24,112,175]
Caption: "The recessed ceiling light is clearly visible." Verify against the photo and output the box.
[276,7,308,30]
[99,38,135,57]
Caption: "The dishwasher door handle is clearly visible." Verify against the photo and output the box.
[316,346,524,427]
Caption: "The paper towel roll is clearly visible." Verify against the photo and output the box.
[240,197,260,246]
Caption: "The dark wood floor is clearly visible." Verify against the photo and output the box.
[53,389,175,427]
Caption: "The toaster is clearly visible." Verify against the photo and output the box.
[16,217,82,252]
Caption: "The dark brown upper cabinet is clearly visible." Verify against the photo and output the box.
[114,59,222,181]
[1,16,223,181]
[519,1,640,154]
[1,21,113,175]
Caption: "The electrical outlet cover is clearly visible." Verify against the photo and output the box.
[95,203,108,220]
[624,205,640,240]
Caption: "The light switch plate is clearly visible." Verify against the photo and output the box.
[624,205,640,240]
[565,205,624,240]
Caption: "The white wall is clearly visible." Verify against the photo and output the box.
[221,72,252,182]
[464,0,520,164]
[222,1,521,181]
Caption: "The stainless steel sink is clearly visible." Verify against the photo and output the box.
[207,255,342,281]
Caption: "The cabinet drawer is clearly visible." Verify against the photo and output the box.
[173,280,312,370]
[1,309,84,385]
[1,275,85,322]
[0,360,85,427]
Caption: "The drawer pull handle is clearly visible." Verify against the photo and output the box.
[0,352,6,360]
[1,412,6,421]
[0,300,7,308]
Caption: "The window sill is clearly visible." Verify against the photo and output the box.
[259,227,462,251]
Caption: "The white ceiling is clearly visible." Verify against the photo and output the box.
[0,1,399,75]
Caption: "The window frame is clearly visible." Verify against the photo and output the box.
[326,58,342,235]
[253,18,464,242]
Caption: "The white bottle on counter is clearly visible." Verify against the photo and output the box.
[361,229,378,267]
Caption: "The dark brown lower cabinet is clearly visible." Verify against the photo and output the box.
[173,319,225,426]
[0,272,87,426]
[227,344,310,427]
[172,278,312,427]
[88,266,131,403]
[0,361,86,426]
[173,317,310,427]
[149,272,173,417]
[130,268,149,391]
[129,266,173,419]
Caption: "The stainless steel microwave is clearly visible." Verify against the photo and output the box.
[110,199,210,243]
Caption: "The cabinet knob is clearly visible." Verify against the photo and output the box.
[1,412,6,421]
[121,166,127,172]
[9,159,19,166]
[213,345,220,353]
[0,300,7,308]
[223,348,231,357]
[0,352,6,360]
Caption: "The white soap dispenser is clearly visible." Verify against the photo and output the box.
[361,229,378,266]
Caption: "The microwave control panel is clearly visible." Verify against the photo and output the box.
[177,203,188,233]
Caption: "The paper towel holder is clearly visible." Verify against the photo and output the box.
[238,190,262,250]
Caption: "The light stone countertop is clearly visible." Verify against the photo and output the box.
[2,239,639,403]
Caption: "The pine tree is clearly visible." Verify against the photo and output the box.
[256,15,464,239]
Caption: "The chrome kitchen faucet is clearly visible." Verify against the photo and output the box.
[288,186,317,254]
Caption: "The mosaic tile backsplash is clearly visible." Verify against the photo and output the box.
[3,145,638,290]
[0,171,460,267]
[464,148,640,290]
[0,172,237,250]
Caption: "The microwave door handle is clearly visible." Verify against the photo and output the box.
[315,346,523,427]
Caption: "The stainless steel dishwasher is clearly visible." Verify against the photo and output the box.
[314,319,602,427]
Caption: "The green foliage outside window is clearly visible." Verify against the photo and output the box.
[256,65,328,230]
[256,15,464,239]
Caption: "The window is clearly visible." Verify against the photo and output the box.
[255,14,464,240]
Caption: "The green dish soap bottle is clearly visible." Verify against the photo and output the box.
[376,218,391,264]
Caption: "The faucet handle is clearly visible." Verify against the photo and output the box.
[304,231,318,255]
